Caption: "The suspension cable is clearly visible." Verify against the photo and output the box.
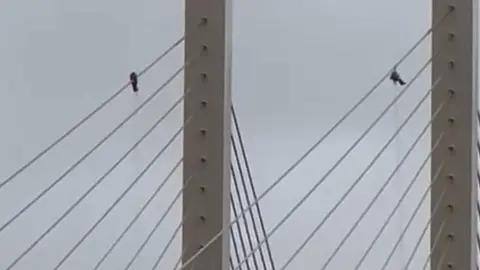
[402,185,448,269]
[53,157,184,269]
[355,149,445,268]
[356,156,444,269]
[175,247,189,270]
[280,79,444,270]
[1,37,184,189]
[230,163,253,270]
[328,141,443,269]
[53,90,192,269]
[230,161,259,270]
[0,62,187,236]
[380,164,448,269]
[6,92,187,270]
[231,105,276,269]
[316,81,446,270]
[122,117,194,270]
[123,188,183,270]
[151,210,191,270]
[93,171,193,270]
[231,199,247,270]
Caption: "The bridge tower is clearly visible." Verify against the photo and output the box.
[182,0,233,269]
[431,0,478,269]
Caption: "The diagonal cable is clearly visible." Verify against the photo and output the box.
[6,90,187,270]
[232,50,439,270]
[280,78,443,270]
[355,143,446,268]
[0,62,187,236]
[122,116,194,270]
[381,171,446,270]
[123,187,183,270]
[230,216,245,270]
[175,246,189,270]
[89,94,193,269]
[315,80,445,270]
[53,155,184,269]
[231,105,275,270]
[230,158,260,269]
[122,170,194,270]
[421,219,447,270]
[151,210,191,270]
[1,37,184,189]
[179,16,451,266]
[231,106,275,270]
[433,247,449,270]
[53,88,191,269]
[93,171,193,270]
[231,164,254,270]
[380,160,448,269]
[139,37,185,78]
[403,185,448,269]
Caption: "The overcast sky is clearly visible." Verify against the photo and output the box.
[0,0,476,269]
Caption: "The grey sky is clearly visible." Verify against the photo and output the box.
[0,0,471,269]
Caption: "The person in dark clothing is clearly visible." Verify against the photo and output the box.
[130,72,139,93]
[390,67,406,86]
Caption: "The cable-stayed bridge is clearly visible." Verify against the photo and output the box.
[0,0,478,269]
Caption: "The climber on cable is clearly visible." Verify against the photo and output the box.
[389,66,406,86]
[130,72,139,93]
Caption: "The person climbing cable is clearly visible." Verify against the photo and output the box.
[130,72,139,93]
[390,67,406,86]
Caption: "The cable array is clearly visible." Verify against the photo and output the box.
[122,167,193,270]
[423,219,447,270]
[120,140,193,269]
[230,191,252,270]
[2,39,191,269]
[1,37,184,190]
[235,52,438,270]
[122,164,191,270]
[0,50,187,237]
[381,171,447,270]
[229,105,276,270]
[3,25,276,269]
[231,166,255,270]
[4,2,473,269]
[283,75,445,270]
[356,142,445,269]
[54,96,191,270]
[93,169,191,270]
[150,209,191,270]
[230,229,244,270]
[354,137,445,269]
[6,79,188,270]
[180,8,453,269]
